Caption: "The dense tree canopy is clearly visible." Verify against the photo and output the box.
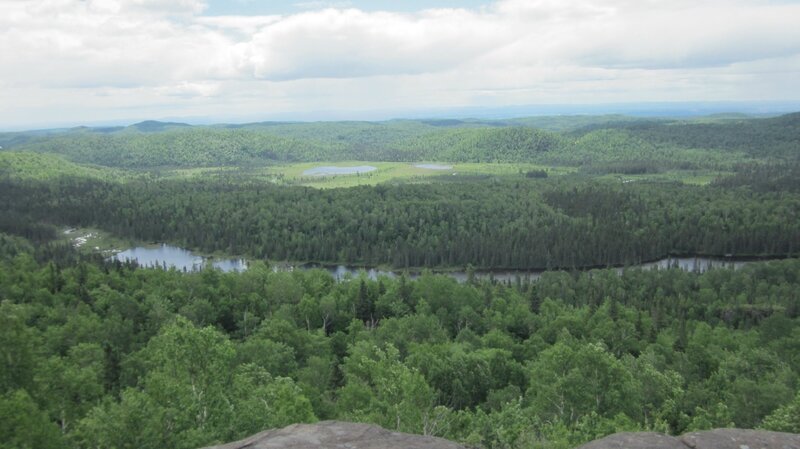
[1,235,800,448]
[1,173,797,270]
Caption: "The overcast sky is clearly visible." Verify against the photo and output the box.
[2,0,800,129]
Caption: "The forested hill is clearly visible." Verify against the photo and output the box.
[1,113,797,168]
[574,112,800,159]
[4,174,799,269]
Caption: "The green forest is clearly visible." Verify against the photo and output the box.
[3,238,800,449]
[2,173,799,269]
[2,113,798,169]
[1,112,800,449]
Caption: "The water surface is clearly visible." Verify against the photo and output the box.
[302,256,752,282]
[113,245,247,272]
[113,244,767,280]
[415,164,453,170]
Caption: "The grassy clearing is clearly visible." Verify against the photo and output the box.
[252,161,577,188]
[1,151,722,188]
[159,164,723,187]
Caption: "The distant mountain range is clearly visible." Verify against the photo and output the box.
[0,112,797,169]
[4,101,800,132]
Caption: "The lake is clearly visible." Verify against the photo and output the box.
[113,244,763,280]
[415,164,453,170]
[302,165,377,176]
[113,245,247,272]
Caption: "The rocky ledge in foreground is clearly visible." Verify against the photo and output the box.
[577,428,800,449]
[200,423,800,449]
[199,421,467,449]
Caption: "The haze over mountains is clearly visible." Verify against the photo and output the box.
[3,102,800,133]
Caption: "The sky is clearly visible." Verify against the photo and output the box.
[1,0,800,129]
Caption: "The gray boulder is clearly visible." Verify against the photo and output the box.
[680,429,800,449]
[577,429,800,449]
[577,432,688,449]
[199,421,467,449]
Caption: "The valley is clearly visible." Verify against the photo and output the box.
[1,112,799,449]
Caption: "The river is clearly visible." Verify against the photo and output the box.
[113,244,763,281]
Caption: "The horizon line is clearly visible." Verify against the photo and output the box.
[2,100,800,133]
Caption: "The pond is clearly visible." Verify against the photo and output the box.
[302,165,377,176]
[113,245,247,272]
[415,164,453,170]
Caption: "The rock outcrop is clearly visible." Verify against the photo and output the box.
[576,432,689,449]
[201,423,800,449]
[199,421,467,449]
[577,428,800,449]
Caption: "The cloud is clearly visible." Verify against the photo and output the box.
[242,8,506,80]
[1,0,799,127]
[0,0,235,89]
[564,2,800,69]
[293,1,354,10]
[90,0,208,15]
[227,0,800,80]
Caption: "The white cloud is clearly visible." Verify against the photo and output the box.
[87,0,208,15]
[563,2,800,69]
[1,0,799,128]
[0,0,234,89]
[242,8,506,80]
[293,1,354,10]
